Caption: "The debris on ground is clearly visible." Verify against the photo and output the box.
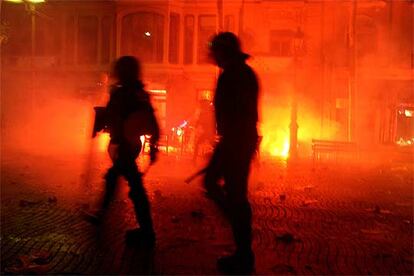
[190,210,205,219]
[171,216,180,223]
[271,264,296,274]
[47,196,57,204]
[395,202,412,207]
[304,264,312,270]
[165,237,199,250]
[279,194,286,201]
[302,199,318,207]
[30,251,51,265]
[81,210,102,225]
[78,203,90,210]
[365,206,392,215]
[19,199,42,207]
[276,232,299,244]
[5,251,51,274]
[373,252,392,259]
[304,186,314,193]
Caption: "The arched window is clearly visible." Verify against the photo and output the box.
[356,15,378,58]
[197,15,216,64]
[121,12,164,63]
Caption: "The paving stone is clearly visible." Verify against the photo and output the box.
[1,153,413,274]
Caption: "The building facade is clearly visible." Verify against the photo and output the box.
[2,0,413,155]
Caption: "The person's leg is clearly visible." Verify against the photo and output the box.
[118,141,155,246]
[101,166,119,210]
[123,162,154,236]
[84,164,119,224]
[218,142,256,273]
[224,156,253,255]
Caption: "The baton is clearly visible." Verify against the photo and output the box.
[185,167,208,184]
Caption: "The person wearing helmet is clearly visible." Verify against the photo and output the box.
[90,56,160,247]
[204,32,259,274]
[192,98,215,163]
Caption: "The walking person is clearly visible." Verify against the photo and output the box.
[89,56,160,247]
[204,32,259,274]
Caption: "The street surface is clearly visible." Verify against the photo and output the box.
[1,147,413,275]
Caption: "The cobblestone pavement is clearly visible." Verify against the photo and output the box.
[1,149,413,275]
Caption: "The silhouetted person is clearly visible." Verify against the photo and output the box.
[204,32,259,274]
[91,56,160,247]
[192,98,215,162]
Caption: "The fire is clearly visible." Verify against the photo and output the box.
[258,96,340,159]
[260,127,290,159]
[97,132,110,152]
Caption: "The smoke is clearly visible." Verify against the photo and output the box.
[258,80,341,159]
[1,74,96,157]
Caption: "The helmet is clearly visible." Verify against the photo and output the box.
[210,32,249,60]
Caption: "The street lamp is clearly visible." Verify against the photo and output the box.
[4,0,45,110]
[4,0,46,65]
[289,27,305,160]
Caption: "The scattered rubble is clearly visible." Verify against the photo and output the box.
[19,199,42,207]
[365,206,393,215]
[48,196,58,204]
[171,216,180,223]
[190,210,205,219]
[302,199,318,207]
[5,251,51,274]
[271,264,296,274]
[276,232,301,244]
[304,185,314,193]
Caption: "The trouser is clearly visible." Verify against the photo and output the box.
[102,142,154,234]
[193,131,214,162]
[204,136,257,253]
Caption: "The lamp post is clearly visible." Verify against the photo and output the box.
[289,27,305,160]
[5,0,45,111]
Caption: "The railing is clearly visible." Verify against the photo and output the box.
[312,139,358,164]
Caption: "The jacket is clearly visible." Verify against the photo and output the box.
[105,80,160,146]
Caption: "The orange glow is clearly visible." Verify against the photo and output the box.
[176,128,183,136]
[97,132,110,152]
[149,89,167,95]
[396,137,414,146]
[260,124,290,159]
[259,85,340,159]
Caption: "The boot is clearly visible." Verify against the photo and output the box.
[82,209,104,225]
[217,250,255,275]
[125,228,156,248]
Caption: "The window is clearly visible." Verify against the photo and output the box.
[269,29,295,57]
[184,15,194,64]
[224,15,235,32]
[271,40,292,56]
[169,13,180,64]
[78,16,99,64]
[121,12,164,63]
[198,15,216,64]
[65,16,75,64]
[35,17,60,57]
[100,16,112,65]
[356,15,377,58]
